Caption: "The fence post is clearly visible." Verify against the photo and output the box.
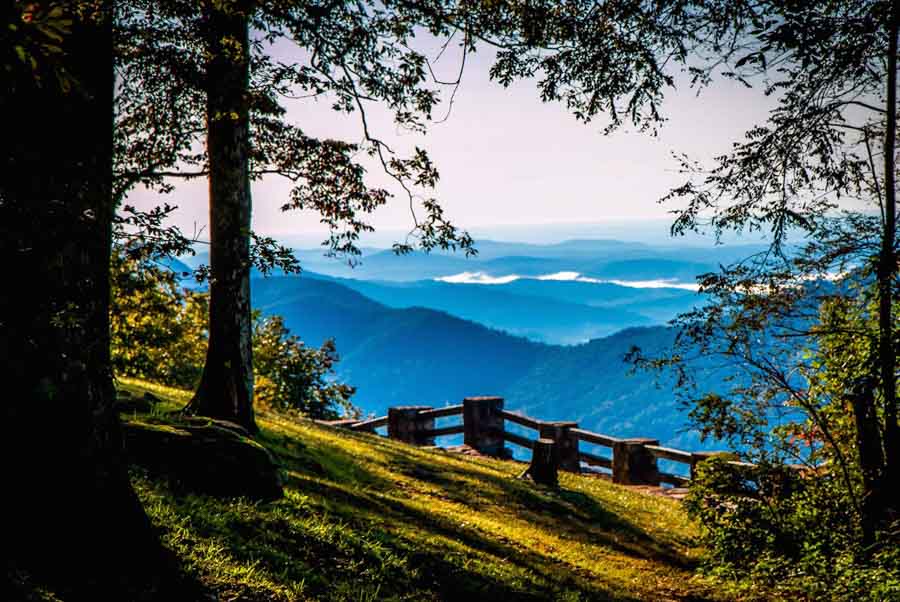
[388,406,434,446]
[463,396,505,457]
[527,438,559,487]
[612,438,660,485]
[539,421,580,472]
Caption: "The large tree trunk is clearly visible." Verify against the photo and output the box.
[1,3,160,596]
[872,0,900,542]
[185,1,257,432]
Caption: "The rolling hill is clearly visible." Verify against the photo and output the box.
[251,276,714,450]
[324,276,658,343]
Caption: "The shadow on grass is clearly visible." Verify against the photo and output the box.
[371,442,697,566]
[254,422,714,600]
[120,384,717,601]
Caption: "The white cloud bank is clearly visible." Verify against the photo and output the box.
[435,271,701,291]
[435,271,522,285]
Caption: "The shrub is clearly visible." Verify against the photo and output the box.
[252,315,358,420]
[110,250,357,419]
[685,457,900,600]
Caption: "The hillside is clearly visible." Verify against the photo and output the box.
[252,276,548,406]
[111,378,733,601]
[327,276,657,343]
[251,277,714,450]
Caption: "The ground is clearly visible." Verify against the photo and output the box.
[114,378,741,601]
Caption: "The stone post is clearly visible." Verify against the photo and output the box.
[387,406,434,446]
[612,438,660,485]
[539,421,580,472]
[463,396,505,456]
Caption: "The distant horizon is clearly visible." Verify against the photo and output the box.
[268,218,779,252]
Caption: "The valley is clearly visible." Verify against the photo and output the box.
[235,237,740,451]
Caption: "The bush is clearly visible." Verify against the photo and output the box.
[110,250,357,419]
[252,315,358,420]
[110,249,206,388]
[685,457,900,600]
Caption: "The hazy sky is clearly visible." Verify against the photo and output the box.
[126,41,777,248]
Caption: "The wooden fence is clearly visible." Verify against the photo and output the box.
[321,396,731,488]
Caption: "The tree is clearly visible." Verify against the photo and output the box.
[447,0,898,558]
[182,0,258,431]
[115,0,480,430]
[1,1,161,595]
[108,248,358,419]
[480,0,900,546]
[651,0,900,545]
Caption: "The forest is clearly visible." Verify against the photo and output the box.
[3,1,900,600]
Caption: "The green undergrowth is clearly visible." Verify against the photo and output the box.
[117,377,736,601]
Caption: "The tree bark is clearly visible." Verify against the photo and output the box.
[1,3,159,595]
[185,0,257,432]
[873,0,900,539]
[522,438,559,487]
[849,379,887,545]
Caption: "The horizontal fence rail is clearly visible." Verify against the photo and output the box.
[570,428,621,448]
[645,445,694,464]
[350,416,388,431]
[578,450,612,469]
[418,405,464,420]
[659,472,691,488]
[317,396,757,489]
[503,430,536,450]
[423,424,465,438]
[499,410,543,431]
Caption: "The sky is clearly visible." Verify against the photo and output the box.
[126,38,778,249]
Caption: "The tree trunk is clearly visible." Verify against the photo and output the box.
[1,4,160,595]
[849,379,887,545]
[522,438,559,487]
[185,1,257,432]
[873,0,900,539]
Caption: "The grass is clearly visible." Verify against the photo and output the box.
[117,377,733,601]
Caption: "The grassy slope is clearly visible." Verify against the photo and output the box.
[118,378,730,602]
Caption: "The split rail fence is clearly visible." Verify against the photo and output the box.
[323,396,733,487]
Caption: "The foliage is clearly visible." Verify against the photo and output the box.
[2,1,75,90]
[253,315,358,420]
[115,377,733,602]
[110,252,355,419]
[113,0,477,262]
[647,268,900,596]
[109,248,207,388]
[685,457,900,601]
[635,238,900,596]
[598,0,900,594]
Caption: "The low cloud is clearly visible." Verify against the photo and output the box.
[435,271,522,285]
[435,271,700,291]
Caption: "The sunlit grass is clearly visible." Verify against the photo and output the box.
[117,375,192,407]
[122,378,738,601]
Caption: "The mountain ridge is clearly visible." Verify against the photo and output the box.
[251,275,711,450]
